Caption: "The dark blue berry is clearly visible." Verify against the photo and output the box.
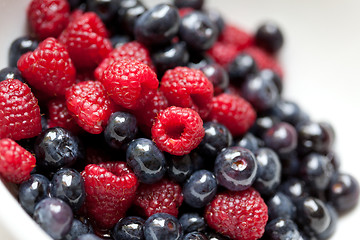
[265,218,305,240]
[35,127,81,171]
[259,68,283,94]
[267,192,296,221]
[113,216,145,240]
[117,1,147,35]
[279,151,300,178]
[126,138,166,184]
[68,0,85,10]
[179,11,218,51]
[250,114,280,138]
[110,35,132,48]
[18,174,50,215]
[326,151,340,172]
[63,219,93,240]
[104,112,138,150]
[8,36,38,68]
[199,63,229,95]
[198,122,233,159]
[50,168,85,211]
[183,170,217,208]
[255,22,284,54]
[269,99,304,126]
[327,173,360,213]
[279,178,309,202]
[187,52,214,69]
[143,213,183,240]
[214,146,258,191]
[166,154,194,183]
[0,67,24,82]
[86,0,118,25]
[33,198,73,240]
[204,8,225,34]
[134,4,180,46]
[263,122,298,155]
[253,148,281,196]
[234,133,262,152]
[317,204,338,240]
[204,231,230,240]
[183,232,208,240]
[189,151,206,171]
[179,213,206,233]
[228,53,258,86]
[76,234,102,240]
[174,0,204,10]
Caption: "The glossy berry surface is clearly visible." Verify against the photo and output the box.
[234,133,262,152]
[33,198,73,240]
[113,216,145,240]
[228,53,257,86]
[279,178,309,202]
[0,67,24,82]
[267,192,296,221]
[263,122,298,155]
[259,68,283,94]
[86,0,118,25]
[199,63,229,95]
[63,219,93,240]
[214,146,257,191]
[179,213,206,234]
[183,232,208,240]
[76,234,102,240]
[265,218,304,240]
[255,21,284,54]
[116,1,147,35]
[143,213,183,240]
[8,36,38,68]
[174,0,204,10]
[126,138,166,184]
[183,170,217,208]
[166,154,194,183]
[269,99,304,125]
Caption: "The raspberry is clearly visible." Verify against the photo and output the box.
[27,0,70,39]
[133,179,183,218]
[160,67,214,119]
[219,24,253,51]
[205,188,268,240]
[151,106,205,156]
[207,42,239,67]
[17,37,76,97]
[207,93,256,137]
[58,12,113,69]
[65,81,117,134]
[47,98,81,133]
[178,8,194,17]
[94,41,155,80]
[101,59,159,110]
[0,138,36,184]
[0,79,42,140]
[81,162,138,229]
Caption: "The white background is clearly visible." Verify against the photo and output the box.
[0,0,359,239]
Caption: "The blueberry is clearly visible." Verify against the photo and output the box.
[187,52,214,69]
[134,4,180,46]
[63,219,93,240]
[317,204,338,240]
[269,99,304,126]
[76,234,102,240]
[198,122,233,159]
[263,122,298,155]
[240,72,280,111]
[199,63,229,95]
[214,146,258,191]
[255,21,284,54]
[35,127,81,171]
[111,35,132,48]
[265,218,305,240]
[204,8,225,34]
[204,231,230,240]
[250,114,280,138]
[267,192,296,221]
[279,151,300,178]
[104,112,138,150]
[117,1,147,35]
[183,232,208,240]
[126,138,166,184]
[174,0,204,10]
[68,0,85,10]
[143,213,183,240]
[33,198,73,240]
[86,0,118,25]
[228,53,258,86]
[166,154,194,183]
[18,174,50,215]
[253,148,281,196]
[50,168,85,211]
[259,68,283,94]
[279,178,309,202]
[183,170,217,208]
[113,216,145,240]
[179,213,206,233]
[327,173,360,213]
[234,133,262,152]
[189,151,206,171]
[0,67,24,82]
[151,41,190,77]
[8,36,38,68]
[326,151,341,172]
[179,11,218,51]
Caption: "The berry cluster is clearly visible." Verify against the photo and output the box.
[0,0,358,240]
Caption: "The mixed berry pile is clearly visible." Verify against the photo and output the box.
[0,0,359,240]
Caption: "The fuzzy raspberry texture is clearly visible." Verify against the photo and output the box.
[81,162,138,229]
[219,24,253,51]
[133,179,183,218]
[205,188,268,240]
[161,67,214,119]
[17,37,76,97]
[207,42,239,67]
[101,59,159,110]
[59,12,112,69]
[0,139,36,184]
[95,41,155,80]
[27,0,70,39]
[65,81,116,134]
[0,79,42,140]
[152,106,205,156]
[207,93,256,137]
[47,98,81,133]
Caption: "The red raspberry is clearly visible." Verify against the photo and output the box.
[101,59,159,110]
[151,106,205,156]
[47,98,81,133]
[65,81,117,134]
[0,79,42,140]
[81,162,138,229]
[27,0,70,39]
[0,138,36,184]
[59,12,113,69]
[17,37,76,97]
[133,179,183,218]
[205,188,268,240]
[207,93,256,137]
[160,67,214,119]
[178,8,194,17]
[94,41,155,80]
[219,24,253,51]
[207,41,239,67]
